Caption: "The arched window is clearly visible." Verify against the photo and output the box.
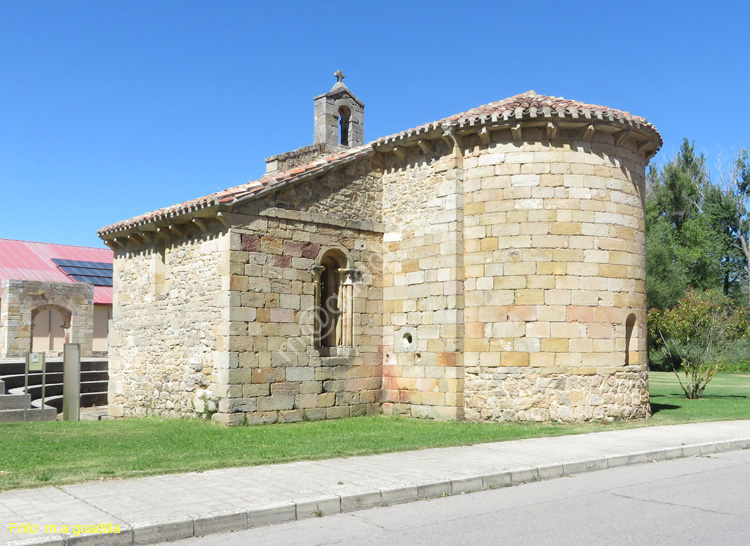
[625,313,637,366]
[319,253,342,347]
[312,248,355,349]
[338,105,351,146]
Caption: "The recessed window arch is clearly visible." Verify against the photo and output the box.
[338,105,351,146]
[312,247,355,349]
[625,313,637,366]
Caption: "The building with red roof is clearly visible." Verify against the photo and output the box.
[0,238,113,357]
[98,76,661,425]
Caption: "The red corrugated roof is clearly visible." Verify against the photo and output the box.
[0,239,113,305]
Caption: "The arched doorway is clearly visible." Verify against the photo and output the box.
[31,305,71,353]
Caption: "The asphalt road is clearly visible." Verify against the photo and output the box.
[159,449,750,546]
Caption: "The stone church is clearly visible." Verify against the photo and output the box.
[98,74,661,425]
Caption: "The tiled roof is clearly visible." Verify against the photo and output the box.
[375,91,661,147]
[98,144,374,236]
[99,91,661,237]
[0,239,113,305]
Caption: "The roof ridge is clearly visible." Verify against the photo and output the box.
[99,91,661,238]
[374,91,659,146]
[0,238,110,251]
[98,144,373,235]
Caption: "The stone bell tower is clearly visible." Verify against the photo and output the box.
[265,71,365,174]
[313,70,364,148]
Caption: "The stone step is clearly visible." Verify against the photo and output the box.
[0,359,109,375]
[0,407,57,423]
[0,370,108,391]
[9,380,109,399]
[0,393,29,410]
[32,392,108,412]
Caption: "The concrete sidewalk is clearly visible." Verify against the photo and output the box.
[2,420,749,546]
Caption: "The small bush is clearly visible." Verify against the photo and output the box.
[648,289,749,398]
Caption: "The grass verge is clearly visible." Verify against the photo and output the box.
[0,371,748,491]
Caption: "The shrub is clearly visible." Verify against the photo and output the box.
[648,289,749,398]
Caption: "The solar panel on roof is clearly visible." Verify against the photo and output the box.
[69,275,112,286]
[51,258,112,270]
[52,258,113,287]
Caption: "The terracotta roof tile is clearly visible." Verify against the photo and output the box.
[375,91,661,146]
[98,144,373,235]
[99,91,661,237]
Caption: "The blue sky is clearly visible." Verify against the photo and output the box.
[2,0,748,248]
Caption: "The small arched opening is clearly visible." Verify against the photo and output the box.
[31,305,72,353]
[625,313,637,366]
[313,248,355,349]
[338,105,351,146]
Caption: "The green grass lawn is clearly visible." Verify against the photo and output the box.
[0,371,748,491]
[648,371,750,423]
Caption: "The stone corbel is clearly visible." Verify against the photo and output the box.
[156,227,171,241]
[103,238,125,250]
[616,130,632,147]
[441,124,456,147]
[216,212,230,229]
[169,224,184,238]
[392,146,406,160]
[546,122,558,140]
[192,218,208,233]
[441,125,463,158]
[583,124,596,142]
[417,139,432,155]
[127,233,143,247]
[103,239,118,251]
[478,127,490,146]
[139,231,154,244]
[511,123,523,140]
[638,141,657,162]
[637,140,653,154]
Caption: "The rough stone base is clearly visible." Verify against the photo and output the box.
[464,367,650,423]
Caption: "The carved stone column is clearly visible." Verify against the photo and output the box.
[311,265,325,345]
[339,268,357,347]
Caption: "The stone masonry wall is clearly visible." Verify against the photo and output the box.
[108,226,229,418]
[0,279,94,358]
[461,127,650,422]
[216,205,383,425]
[105,117,652,425]
[380,139,466,420]
[267,159,382,224]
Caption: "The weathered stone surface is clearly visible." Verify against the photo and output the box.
[106,89,655,425]
[0,279,95,357]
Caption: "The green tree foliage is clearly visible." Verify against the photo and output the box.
[719,150,750,307]
[648,289,749,398]
[646,139,747,311]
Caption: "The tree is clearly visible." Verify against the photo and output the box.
[646,139,747,311]
[647,139,719,310]
[719,149,750,308]
[648,289,749,399]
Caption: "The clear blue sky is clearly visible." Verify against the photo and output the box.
[2,0,748,248]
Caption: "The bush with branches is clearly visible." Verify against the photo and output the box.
[648,289,749,399]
